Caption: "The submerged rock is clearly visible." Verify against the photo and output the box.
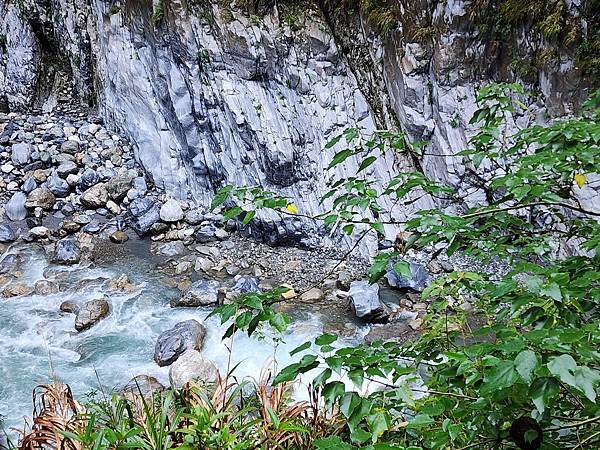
[127,197,160,236]
[75,298,110,331]
[51,238,81,265]
[154,319,207,367]
[348,281,389,323]
[168,349,219,389]
[172,279,220,307]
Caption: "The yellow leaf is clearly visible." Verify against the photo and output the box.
[574,173,586,189]
[286,203,298,214]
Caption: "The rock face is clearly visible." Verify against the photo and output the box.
[172,280,220,307]
[168,349,219,389]
[348,281,389,323]
[154,319,207,367]
[51,238,81,265]
[75,298,110,331]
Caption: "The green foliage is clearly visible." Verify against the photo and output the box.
[109,4,121,16]
[152,0,165,26]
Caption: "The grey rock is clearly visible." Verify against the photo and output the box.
[127,197,160,236]
[6,192,27,220]
[11,142,31,166]
[60,140,80,154]
[75,298,110,331]
[172,279,220,307]
[348,281,389,323]
[185,208,205,225]
[154,319,207,367]
[169,349,219,389]
[21,177,37,193]
[232,276,260,294]
[34,279,59,295]
[51,238,81,265]
[60,301,79,314]
[160,199,184,222]
[385,261,429,292]
[0,224,16,243]
[78,168,100,190]
[156,241,186,256]
[56,160,78,177]
[46,174,71,197]
[80,183,108,208]
[106,173,133,201]
[121,375,164,396]
[194,224,218,243]
[82,221,101,233]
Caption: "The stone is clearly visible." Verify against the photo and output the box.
[185,208,205,225]
[215,228,230,240]
[154,319,207,367]
[156,241,186,256]
[5,192,27,220]
[51,238,81,265]
[168,349,219,389]
[0,224,16,243]
[107,274,136,292]
[80,183,108,208]
[11,143,32,166]
[26,188,55,210]
[385,261,429,292]
[106,200,120,214]
[34,279,59,295]
[78,168,100,190]
[301,287,324,302]
[194,224,218,243]
[176,261,192,274]
[127,197,160,236]
[160,199,184,222]
[336,271,352,291]
[2,283,32,298]
[60,301,79,314]
[32,169,47,182]
[60,140,80,154]
[106,173,133,201]
[110,230,129,243]
[348,281,389,323]
[172,279,220,307]
[121,375,164,397]
[194,257,212,273]
[21,177,37,193]
[75,298,110,331]
[29,226,50,239]
[56,160,78,177]
[46,174,71,197]
[409,318,423,330]
[232,276,260,294]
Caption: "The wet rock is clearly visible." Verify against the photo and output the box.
[160,199,184,222]
[51,238,81,265]
[365,322,415,345]
[75,298,110,331]
[106,274,136,292]
[0,254,20,275]
[110,230,129,243]
[80,183,108,208]
[106,173,133,201]
[6,192,27,220]
[34,279,59,295]
[150,222,169,235]
[169,349,219,389]
[60,140,80,154]
[127,197,160,236]
[26,188,55,210]
[336,271,352,291]
[172,279,220,307]
[2,283,32,298]
[385,261,429,292]
[121,375,164,397]
[194,224,218,243]
[232,276,260,294]
[0,224,16,243]
[60,301,79,314]
[348,281,389,323]
[46,174,70,197]
[11,143,32,166]
[154,319,207,367]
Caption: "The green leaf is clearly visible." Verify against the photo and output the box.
[393,260,411,278]
[289,341,311,356]
[314,436,352,450]
[329,149,353,168]
[241,209,256,225]
[315,333,338,346]
[358,156,377,173]
[514,350,539,385]
[547,354,577,386]
[407,414,434,429]
[529,377,559,413]
[483,361,518,392]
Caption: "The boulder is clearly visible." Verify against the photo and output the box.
[21,177,37,193]
[34,279,59,295]
[80,183,108,208]
[106,173,133,201]
[56,161,78,177]
[51,238,81,265]
[171,279,220,307]
[46,174,70,197]
[160,199,184,222]
[0,224,16,243]
[5,192,27,220]
[301,287,324,302]
[29,226,50,239]
[75,298,110,331]
[78,168,100,190]
[385,261,429,292]
[60,300,79,314]
[169,349,219,389]
[127,197,160,236]
[109,230,129,243]
[185,208,205,225]
[348,281,389,323]
[232,276,261,294]
[154,319,207,367]
[155,241,186,257]
[26,188,55,210]
[60,140,80,154]
[11,143,32,166]
[121,375,165,397]
[2,283,32,298]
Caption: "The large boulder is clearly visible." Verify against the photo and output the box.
[121,375,165,398]
[348,281,389,323]
[154,319,207,367]
[51,238,81,265]
[5,192,27,220]
[80,183,108,208]
[385,261,429,292]
[11,143,32,166]
[106,173,133,201]
[160,199,184,222]
[127,197,160,236]
[75,298,110,331]
[25,188,55,210]
[171,279,220,307]
[168,349,219,389]
[0,224,16,243]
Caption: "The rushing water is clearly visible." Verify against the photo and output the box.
[0,240,364,435]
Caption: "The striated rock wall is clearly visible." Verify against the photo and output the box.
[0,0,597,243]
